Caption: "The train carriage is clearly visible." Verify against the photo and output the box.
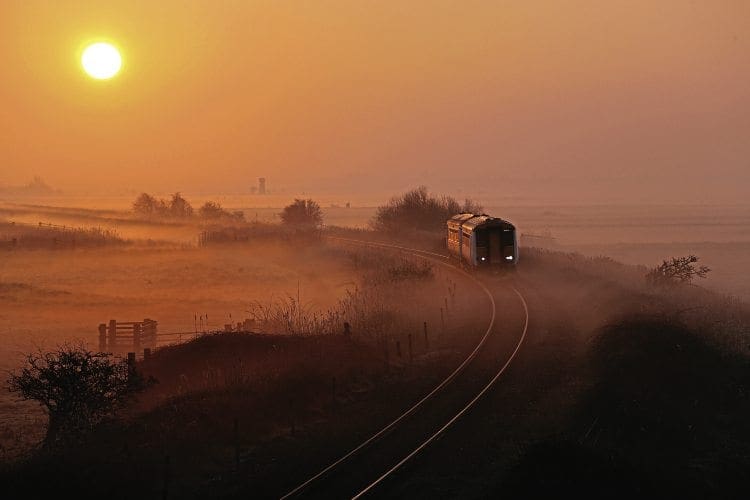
[447,213,518,267]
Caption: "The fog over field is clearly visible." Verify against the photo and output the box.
[4,197,748,299]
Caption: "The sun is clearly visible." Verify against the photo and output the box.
[81,42,122,80]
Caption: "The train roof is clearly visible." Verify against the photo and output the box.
[449,213,476,222]
[448,213,515,231]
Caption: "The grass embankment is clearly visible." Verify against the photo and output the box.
[498,249,750,498]
[0,243,465,498]
[4,242,748,498]
[1,332,443,499]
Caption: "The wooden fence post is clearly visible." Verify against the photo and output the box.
[143,319,157,348]
[133,323,141,352]
[127,352,136,380]
[98,323,107,352]
[423,321,429,349]
[108,319,117,351]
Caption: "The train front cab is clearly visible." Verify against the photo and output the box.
[474,225,517,266]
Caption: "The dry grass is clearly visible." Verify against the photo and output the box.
[0,221,126,250]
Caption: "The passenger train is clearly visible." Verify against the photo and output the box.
[446,213,518,267]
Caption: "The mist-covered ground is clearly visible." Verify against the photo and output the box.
[3,197,748,298]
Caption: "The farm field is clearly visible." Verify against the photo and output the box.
[0,241,356,457]
[3,198,749,299]
[0,206,485,461]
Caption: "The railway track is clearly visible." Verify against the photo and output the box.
[279,236,529,499]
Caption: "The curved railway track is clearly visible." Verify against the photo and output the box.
[280,236,529,499]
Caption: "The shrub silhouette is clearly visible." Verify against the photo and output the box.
[7,345,148,447]
[168,192,194,218]
[371,186,482,233]
[646,255,710,286]
[198,201,245,221]
[132,192,167,217]
[281,199,323,227]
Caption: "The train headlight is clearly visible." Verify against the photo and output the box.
[505,256,513,260]
[480,257,486,261]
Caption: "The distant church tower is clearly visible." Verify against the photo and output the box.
[258,177,266,195]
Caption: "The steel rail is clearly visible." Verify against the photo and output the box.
[352,286,529,499]
[280,236,496,499]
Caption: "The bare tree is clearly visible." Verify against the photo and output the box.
[168,192,194,218]
[199,201,226,220]
[646,255,711,286]
[281,199,323,227]
[7,345,148,447]
[197,201,246,222]
[132,192,164,216]
[371,186,483,233]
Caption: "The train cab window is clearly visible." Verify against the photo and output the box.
[501,230,515,247]
[475,230,488,247]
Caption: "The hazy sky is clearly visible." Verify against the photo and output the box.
[1,1,748,203]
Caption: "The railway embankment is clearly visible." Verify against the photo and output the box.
[2,244,748,499]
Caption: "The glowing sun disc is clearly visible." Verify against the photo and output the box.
[81,42,122,79]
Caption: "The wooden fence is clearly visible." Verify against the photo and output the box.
[97,319,248,354]
[97,318,267,355]
[98,319,161,352]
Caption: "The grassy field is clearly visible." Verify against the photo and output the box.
[3,198,748,298]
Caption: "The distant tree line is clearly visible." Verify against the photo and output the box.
[132,193,245,222]
[371,186,482,234]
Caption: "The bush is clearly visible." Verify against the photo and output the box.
[168,192,193,218]
[646,255,711,286]
[132,193,167,217]
[281,199,323,227]
[7,346,148,447]
[198,201,245,222]
[371,186,482,234]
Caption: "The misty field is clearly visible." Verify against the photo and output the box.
[0,243,346,456]
[0,205,484,462]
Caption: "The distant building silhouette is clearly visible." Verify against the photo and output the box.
[258,177,266,195]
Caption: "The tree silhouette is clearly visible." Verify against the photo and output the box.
[199,201,226,219]
[168,192,194,218]
[372,186,483,233]
[281,199,323,227]
[646,255,711,286]
[132,193,166,216]
[7,345,148,447]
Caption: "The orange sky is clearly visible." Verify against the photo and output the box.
[1,1,748,203]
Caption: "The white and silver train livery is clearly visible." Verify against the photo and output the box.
[446,213,518,267]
